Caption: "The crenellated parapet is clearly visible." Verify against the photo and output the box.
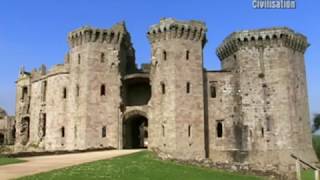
[68,21,132,48]
[147,18,207,46]
[216,27,309,60]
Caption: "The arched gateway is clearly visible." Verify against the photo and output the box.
[122,111,148,149]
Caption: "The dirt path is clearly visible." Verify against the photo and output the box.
[0,149,143,180]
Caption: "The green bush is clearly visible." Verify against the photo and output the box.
[312,135,320,160]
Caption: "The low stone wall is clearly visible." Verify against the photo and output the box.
[153,148,296,180]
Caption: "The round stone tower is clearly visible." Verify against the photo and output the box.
[148,18,207,160]
[66,22,135,149]
[217,27,318,172]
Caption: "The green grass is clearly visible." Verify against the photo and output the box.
[0,155,25,166]
[19,151,263,180]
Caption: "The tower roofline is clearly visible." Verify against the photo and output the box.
[68,21,131,48]
[147,18,207,46]
[216,27,309,60]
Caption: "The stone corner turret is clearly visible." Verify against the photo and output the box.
[216,27,309,60]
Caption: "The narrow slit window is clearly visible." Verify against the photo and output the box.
[261,127,264,137]
[61,127,65,138]
[42,81,47,102]
[101,84,106,96]
[22,86,28,101]
[76,85,80,97]
[186,50,190,60]
[186,82,191,94]
[162,125,165,137]
[216,121,223,138]
[161,83,166,94]
[163,50,167,61]
[101,53,105,63]
[188,125,192,137]
[210,85,216,98]
[63,87,67,99]
[43,113,46,137]
[102,126,106,138]
[78,54,81,64]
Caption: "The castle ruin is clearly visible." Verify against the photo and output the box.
[12,18,317,174]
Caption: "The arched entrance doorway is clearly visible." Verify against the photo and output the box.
[123,114,148,149]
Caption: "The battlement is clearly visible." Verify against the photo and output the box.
[147,18,207,45]
[216,27,309,60]
[68,22,131,48]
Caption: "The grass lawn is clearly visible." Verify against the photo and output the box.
[19,151,263,180]
[0,155,24,166]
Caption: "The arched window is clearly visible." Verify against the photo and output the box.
[186,50,190,60]
[161,83,166,94]
[63,87,67,99]
[188,125,192,137]
[216,121,223,138]
[163,50,167,61]
[186,82,191,94]
[101,84,106,96]
[61,127,65,138]
[102,126,106,138]
[21,86,28,101]
[100,53,105,63]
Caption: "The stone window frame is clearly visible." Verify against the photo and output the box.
[21,86,28,102]
[188,124,192,138]
[61,126,65,138]
[102,126,107,138]
[100,52,105,63]
[186,50,190,60]
[160,82,166,94]
[63,87,67,99]
[209,81,217,98]
[216,120,224,138]
[186,82,191,94]
[77,54,81,65]
[100,84,106,96]
[162,50,167,61]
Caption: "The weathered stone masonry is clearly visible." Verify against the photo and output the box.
[12,18,317,174]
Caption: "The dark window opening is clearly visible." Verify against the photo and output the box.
[76,85,80,97]
[78,54,81,64]
[101,84,106,96]
[43,114,46,137]
[163,50,167,61]
[63,87,67,99]
[42,81,47,102]
[261,127,264,137]
[188,125,192,137]
[61,127,65,137]
[102,126,106,138]
[101,53,105,63]
[21,86,28,101]
[0,133,4,145]
[186,50,190,60]
[161,83,166,94]
[210,85,216,98]
[162,125,165,137]
[186,82,191,94]
[217,121,223,138]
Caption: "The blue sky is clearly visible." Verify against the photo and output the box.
[0,0,319,117]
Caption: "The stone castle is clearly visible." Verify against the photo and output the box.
[8,18,318,174]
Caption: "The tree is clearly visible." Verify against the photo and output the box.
[312,114,320,133]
